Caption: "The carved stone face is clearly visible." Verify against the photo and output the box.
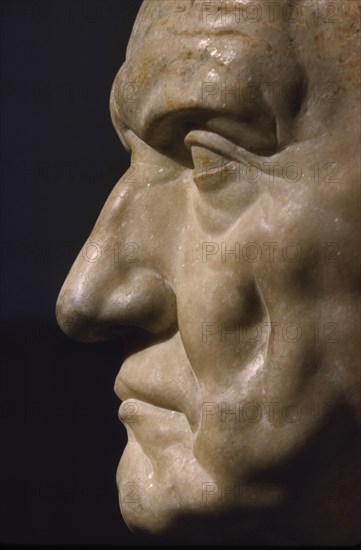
[56,0,360,544]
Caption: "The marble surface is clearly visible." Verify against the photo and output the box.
[56,0,360,544]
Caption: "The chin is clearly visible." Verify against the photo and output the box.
[116,439,280,544]
[116,438,216,540]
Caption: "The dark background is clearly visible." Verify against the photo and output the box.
[0,0,150,544]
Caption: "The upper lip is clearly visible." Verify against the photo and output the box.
[115,373,179,413]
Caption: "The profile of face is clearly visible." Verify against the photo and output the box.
[56,0,360,544]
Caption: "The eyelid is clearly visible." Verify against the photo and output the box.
[187,131,283,192]
[185,130,276,164]
[189,146,238,191]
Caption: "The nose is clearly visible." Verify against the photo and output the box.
[56,176,177,343]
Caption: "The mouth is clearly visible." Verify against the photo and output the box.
[115,375,184,416]
[114,331,202,433]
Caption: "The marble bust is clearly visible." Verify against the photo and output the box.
[56,0,360,544]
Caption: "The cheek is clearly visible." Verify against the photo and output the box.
[176,272,269,486]
[176,259,269,391]
[192,164,262,234]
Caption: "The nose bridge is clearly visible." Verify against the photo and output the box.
[56,173,178,342]
[83,177,137,268]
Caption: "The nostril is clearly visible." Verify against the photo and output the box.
[56,268,178,343]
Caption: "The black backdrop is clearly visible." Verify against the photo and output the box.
[0,0,151,544]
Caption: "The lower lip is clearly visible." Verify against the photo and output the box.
[118,398,179,424]
[118,399,193,448]
[118,399,143,424]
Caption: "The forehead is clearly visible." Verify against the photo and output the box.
[113,0,291,138]
[111,0,355,148]
[127,0,282,50]
[125,0,295,64]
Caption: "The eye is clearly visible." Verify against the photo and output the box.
[185,130,272,191]
[189,146,236,191]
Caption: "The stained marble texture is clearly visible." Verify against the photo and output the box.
[57,0,360,544]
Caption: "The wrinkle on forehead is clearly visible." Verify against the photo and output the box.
[126,0,358,58]
[113,1,300,139]
[113,0,359,148]
[127,0,291,58]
